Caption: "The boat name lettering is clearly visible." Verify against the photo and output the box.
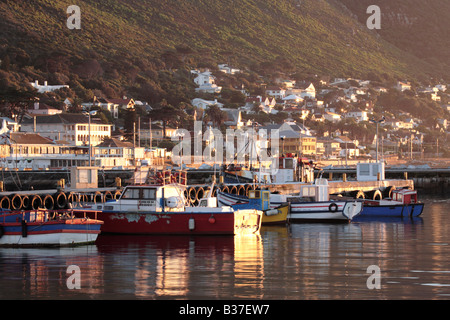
[139,200,155,206]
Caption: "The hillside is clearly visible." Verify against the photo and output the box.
[0,0,449,105]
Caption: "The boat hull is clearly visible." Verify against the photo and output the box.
[76,209,262,235]
[0,218,102,247]
[354,202,424,220]
[262,204,289,225]
[288,201,362,222]
[217,191,361,222]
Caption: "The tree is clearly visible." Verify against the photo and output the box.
[205,104,227,129]
[148,99,185,137]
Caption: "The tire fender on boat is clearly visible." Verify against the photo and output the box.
[0,196,10,209]
[55,192,67,209]
[11,194,23,210]
[329,203,338,212]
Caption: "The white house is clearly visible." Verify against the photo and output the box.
[27,102,63,115]
[30,80,69,93]
[218,64,240,75]
[82,97,120,119]
[20,114,112,146]
[192,69,222,94]
[0,117,19,134]
[345,110,369,122]
[191,98,224,110]
[324,112,342,123]
[265,86,286,99]
[395,81,412,92]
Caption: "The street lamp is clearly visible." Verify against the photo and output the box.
[370,116,385,162]
[83,110,97,166]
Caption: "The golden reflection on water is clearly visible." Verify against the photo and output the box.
[233,234,264,298]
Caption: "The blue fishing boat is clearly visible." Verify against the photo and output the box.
[0,209,103,247]
[217,189,289,225]
[354,189,424,220]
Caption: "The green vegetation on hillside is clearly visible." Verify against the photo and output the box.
[0,0,448,116]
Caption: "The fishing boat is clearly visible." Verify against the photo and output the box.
[0,209,103,247]
[217,189,289,225]
[354,188,424,220]
[219,179,362,222]
[74,170,263,235]
[272,179,362,222]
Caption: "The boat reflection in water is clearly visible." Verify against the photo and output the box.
[94,233,263,299]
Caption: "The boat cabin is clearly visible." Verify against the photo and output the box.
[104,184,186,212]
[248,189,271,210]
[391,189,418,205]
[299,179,329,202]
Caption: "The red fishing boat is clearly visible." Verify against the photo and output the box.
[74,170,262,235]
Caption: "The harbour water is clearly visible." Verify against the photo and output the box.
[0,196,449,302]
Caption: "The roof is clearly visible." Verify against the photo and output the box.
[21,113,91,125]
[9,132,55,145]
[96,138,134,148]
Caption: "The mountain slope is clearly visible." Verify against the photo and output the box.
[0,0,448,104]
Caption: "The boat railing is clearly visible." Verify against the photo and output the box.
[146,169,188,186]
[1,208,99,223]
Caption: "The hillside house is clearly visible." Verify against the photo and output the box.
[27,102,62,115]
[192,69,222,94]
[82,97,121,119]
[20,114,112,147]
[287,82,316,99]
[0,117,19,134]
[345,110,369,122]
[30,80,69,93]
[395,81,412,92]
[324,111,342,123]
[191,98,224,110]
[218,64,240,75]
[265,86,286,99]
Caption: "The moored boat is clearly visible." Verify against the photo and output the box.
[217,189,289,225]
[0,209,103,247]
[218,179,362,222]
[353,188,424,220]
[74,170,263,235]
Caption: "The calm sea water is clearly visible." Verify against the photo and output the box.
[0,196,449,302]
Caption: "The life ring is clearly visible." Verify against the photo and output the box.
[329,203,338,212]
